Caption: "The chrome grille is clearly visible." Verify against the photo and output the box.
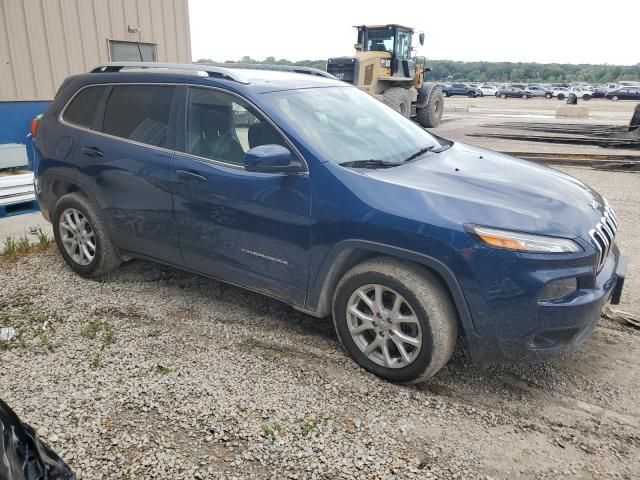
[588,201,618,272]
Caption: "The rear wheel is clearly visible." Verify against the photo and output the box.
[52,192,121,277]
[612,95,619,101]
[582,94,591,101]
[332,257,458,383]
[383,87,411,118]
[521,94,528,99]
[467,91,475,98]
[500,93,507,99]
[557,93,565,100]
[416,86,444,128]
[545,92,553,99]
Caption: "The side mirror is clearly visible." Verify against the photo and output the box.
[244,144,304,173]
[419,32,425,46]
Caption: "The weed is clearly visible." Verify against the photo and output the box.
[260,422,282,439]
[155,364,172,375]
[35,228,50,245]
[16,234,30,254]
[90,352,103,368]
[301,413,326,436]
[116,378,124,385]
[3,237,17,257]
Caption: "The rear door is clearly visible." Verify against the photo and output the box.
[170,86,312,305]
[73,83,182,264]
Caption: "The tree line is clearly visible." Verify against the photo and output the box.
[197,56,640,84]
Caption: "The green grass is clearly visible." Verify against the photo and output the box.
[260,422,282,439]
[155,364,172,375]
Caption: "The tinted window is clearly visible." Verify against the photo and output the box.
[63,86,107,128]
[109,40,156,62]
[183,88,286,166]
[102,85,175,147]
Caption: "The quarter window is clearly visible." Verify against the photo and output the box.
[102,85,175,148]
[183,88,286,166]
[63,86,107,128]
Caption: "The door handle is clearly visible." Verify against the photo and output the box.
[81,146,103,157]
[176,169,207,182]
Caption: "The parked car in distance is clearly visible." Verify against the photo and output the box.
[478,84,499,96]
[496,86,532,99]
[551,87,571,100]
[33,62,625,383]
[441,83,480,97]
[605,87,640,101]
[569,86,594,101]
[525,85,548,97]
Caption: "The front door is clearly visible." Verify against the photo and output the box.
[170,86,312,306]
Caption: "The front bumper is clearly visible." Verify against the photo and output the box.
[464,247,626,367]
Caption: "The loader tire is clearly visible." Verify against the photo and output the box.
[416,86,444,128]
[383,88,411,118]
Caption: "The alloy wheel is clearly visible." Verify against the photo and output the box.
[59,208,96,265]
[346,284,423,369]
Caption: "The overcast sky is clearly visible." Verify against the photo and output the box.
[189,0,638,66]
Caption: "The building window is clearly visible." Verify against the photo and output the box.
[109,40,157,62]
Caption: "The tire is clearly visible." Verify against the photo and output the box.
[612,96,619,101]
[521,94,528,99]
[467,91,475,98]
[52,192,121,277]
[383,87,411,118]
[416,85,444,128]
[500,93,507,99]
[443,91,450,97]
[545,93,552,99]
[557,93,565,100]
[332,257,458,383]
[582,94,591,101]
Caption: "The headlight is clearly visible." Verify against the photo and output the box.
[469,226,582,253]
[379,58,391,68]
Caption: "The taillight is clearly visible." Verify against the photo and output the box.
[30,114,43,137]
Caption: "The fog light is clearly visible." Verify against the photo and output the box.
[538,278,578,302]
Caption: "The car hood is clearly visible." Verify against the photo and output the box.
[359,142,604,238]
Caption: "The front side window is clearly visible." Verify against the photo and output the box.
[262,86,440,165]
[102,85,175,147]
[63,86,107,128]
[183,88,286,166]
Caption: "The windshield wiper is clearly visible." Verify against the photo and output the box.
[339,159,402,169]
[403,143,452,163]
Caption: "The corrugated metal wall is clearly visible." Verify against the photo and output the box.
[0,0,191,101]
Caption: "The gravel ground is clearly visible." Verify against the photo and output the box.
[1,166,638,479]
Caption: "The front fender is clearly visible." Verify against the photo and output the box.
[307,239,477,340]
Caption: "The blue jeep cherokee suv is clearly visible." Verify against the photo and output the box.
[33,62,626,383]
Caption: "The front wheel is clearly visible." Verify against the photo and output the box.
[545,93,553,99]
[383,87,411,118]
[500,93,507,99]
[557,93,565,100]
[582,94,591,101]
[332,257,458,383]
[467,91,475,98]
[416,85,444,128]
[52,192,121,277]
[522,94,529,99]
[611,96,619,101]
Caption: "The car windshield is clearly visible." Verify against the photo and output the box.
[261,86,440,164]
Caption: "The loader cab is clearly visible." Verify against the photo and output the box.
[356,25,418,78]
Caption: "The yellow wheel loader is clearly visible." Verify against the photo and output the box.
[327,24,443,128]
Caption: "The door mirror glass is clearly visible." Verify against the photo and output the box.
[244,145,303,173]
[419,32,425,46]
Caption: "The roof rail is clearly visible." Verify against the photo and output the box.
[205,62,337,80]
[90,62,250,84]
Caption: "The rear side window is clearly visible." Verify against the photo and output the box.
[102,85,175,148]
[62,86,107,128]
